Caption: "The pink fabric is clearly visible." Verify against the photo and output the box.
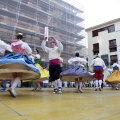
[49,59,60,65]
[11,40,24,54]
[94,69,103,80]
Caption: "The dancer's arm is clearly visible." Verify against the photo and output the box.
[0,39,12,52]
[56,40,63,53]
[23,42,32,55]
[102,60,106,70]
[41,40,50,53]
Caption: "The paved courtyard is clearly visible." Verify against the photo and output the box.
[0,87,120,120]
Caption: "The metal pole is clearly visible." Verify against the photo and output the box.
[12,0,22,40]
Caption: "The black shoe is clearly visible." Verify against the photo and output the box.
[95,89,98,91]
[53,88,58,93]
[99,87,102,91]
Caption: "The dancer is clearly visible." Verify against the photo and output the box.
[68,52,87,93]
[61,52,93,93]
[41,37,63,93]
[105,61,120,90]
[90,54,106,91]
[29,49,49,91]
[0,33,40,97]
[31,49,41,91]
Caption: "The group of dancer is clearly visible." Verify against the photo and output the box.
[0,33,119,97]
[0,33,91,96]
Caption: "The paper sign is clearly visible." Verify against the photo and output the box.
[44,26,49,41]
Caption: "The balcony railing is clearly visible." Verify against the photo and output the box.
[109,45,117,48]
[93,49,99,51]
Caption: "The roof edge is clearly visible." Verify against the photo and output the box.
[85,18,120,31]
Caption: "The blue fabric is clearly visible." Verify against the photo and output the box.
[2,81,7,90]
[0,53,40,75]
[60,67,66,72]
[94,66,103,70]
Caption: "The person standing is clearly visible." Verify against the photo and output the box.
[31,49,41,91]
[41,37,63,93]
[90,54,106,91]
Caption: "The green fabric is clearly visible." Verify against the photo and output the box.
[34,59,41,64]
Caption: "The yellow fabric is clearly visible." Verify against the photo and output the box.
[22,64,49,82]
[105,70,120,83]
[36,64,49,79]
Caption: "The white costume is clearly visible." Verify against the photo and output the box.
[41,40,63,60]
[41,39,63,93]
[68,57,87,93]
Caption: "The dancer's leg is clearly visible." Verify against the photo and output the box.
[9,77,20,97]
[57,79,62,93]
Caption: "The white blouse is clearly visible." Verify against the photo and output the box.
[0,39,12,54]
[68,57,87,65]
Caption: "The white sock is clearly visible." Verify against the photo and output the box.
[11,79,14,86]
[54,80,58,89]
[99,80,102,88]
[11,77,20,90]
[76,82,79,89]
[79,82,83,90]
[95,80,99,88]
[57,79,62,88]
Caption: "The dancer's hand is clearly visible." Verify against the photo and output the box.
[44,37,47,41]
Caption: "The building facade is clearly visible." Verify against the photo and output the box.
[0,0,86,67]
[86,18,120,71]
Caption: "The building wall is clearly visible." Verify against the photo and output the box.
[86,19,120,71]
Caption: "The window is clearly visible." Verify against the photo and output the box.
[92,24,115,37]
[110,55,117,65]
[108,25,115,33]
[109,39,117,52]
[101,54,109,66]
[93,43,99,55]
[92,30,98,37]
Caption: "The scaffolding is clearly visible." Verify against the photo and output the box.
[0,0,86,67]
